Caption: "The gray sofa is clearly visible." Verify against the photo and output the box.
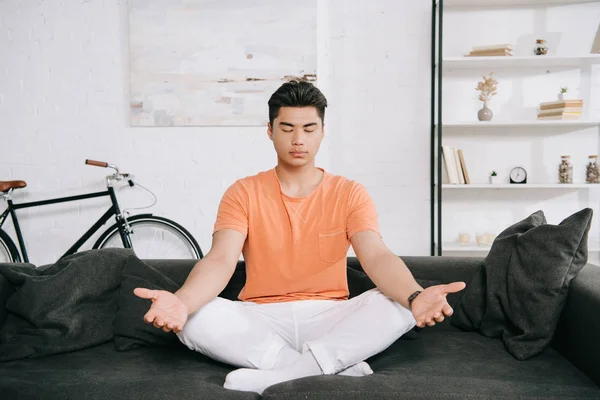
[0,253,599,400]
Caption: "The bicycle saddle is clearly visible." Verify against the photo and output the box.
[0,180,27,192]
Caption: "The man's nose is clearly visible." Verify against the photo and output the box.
[292,132,304,146]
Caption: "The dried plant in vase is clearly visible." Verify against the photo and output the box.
[475,72,498,121]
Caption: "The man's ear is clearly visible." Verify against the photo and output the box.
[267,122,273,140]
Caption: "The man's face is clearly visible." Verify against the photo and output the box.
[268,106,324,168]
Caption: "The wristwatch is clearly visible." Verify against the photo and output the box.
[408,290,422,310]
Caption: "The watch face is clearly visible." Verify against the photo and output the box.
[510,167,527,183]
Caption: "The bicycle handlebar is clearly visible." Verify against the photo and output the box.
[85,159,126,184]
[85,159,108,168]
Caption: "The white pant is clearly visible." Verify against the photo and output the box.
[176,288,416,375]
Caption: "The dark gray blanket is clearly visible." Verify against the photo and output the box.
[0,248,134,362]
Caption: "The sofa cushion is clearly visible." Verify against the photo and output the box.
[0,342,259,400]
[262,331,600,399]
[2,331,597,400]
[451,208,593,360]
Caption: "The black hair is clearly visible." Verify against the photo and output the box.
[267,79,328,126]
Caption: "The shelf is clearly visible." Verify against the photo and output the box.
[439,0,600,8]
[442,242,600,252]
[441,243,491,252]
[442,183,599,188]
[437,120,600,128]
[440,54,600,69]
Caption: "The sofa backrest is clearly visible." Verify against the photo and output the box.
[0,256,485,324]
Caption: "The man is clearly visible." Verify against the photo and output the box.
[134,80,466,395]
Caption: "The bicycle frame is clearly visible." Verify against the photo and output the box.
[0,186,131,263]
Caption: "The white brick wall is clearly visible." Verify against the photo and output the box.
[0,0,432,265]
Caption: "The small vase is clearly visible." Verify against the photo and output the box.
[558,93,564,101]
[478,102,493,121]
[489,176,497,184]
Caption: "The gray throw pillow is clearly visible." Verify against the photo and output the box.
[113,257,187,351]
[451,208,593,360]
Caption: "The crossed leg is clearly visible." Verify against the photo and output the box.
[177,289,415,395]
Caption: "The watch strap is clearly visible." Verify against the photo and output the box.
[408,290,422,309]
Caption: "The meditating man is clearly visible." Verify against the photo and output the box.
[134,80,466,395]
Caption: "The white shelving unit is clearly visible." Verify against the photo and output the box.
[441,54,600,69]
[440,0,600,7]
[431,0,600,261]
[438,120,600,128]
[442,183,600,189]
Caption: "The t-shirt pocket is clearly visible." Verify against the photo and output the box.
[318,229,348,263]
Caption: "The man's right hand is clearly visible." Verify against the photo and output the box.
[133,288,189,334]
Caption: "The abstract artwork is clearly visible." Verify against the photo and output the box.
[128,0,318,127]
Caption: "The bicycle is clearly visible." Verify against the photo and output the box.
[0,159,204,263]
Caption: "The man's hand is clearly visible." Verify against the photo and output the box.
[410,282,466,328]
[133,288,189,334]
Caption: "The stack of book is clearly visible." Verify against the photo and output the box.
[465,44,513,57]
[442,145,470,185]
[537,99,583,120]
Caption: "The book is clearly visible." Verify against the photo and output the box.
[454,148,465,184]
[539,99,584,110]
[472,44,514,52]
[537,114,582,120]
[537,110,582,118]
[592,23,600,53]
[442,145,459,184]
[537,107,582,115]
[457,149,471,184]
[466,49,513,57]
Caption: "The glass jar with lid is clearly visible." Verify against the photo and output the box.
[586,155,599,183]
[534,39,548,55]
[558,155,573,183]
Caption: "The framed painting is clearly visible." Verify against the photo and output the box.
[128,0,318,127]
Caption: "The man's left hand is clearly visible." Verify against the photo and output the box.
[410,282,466,328]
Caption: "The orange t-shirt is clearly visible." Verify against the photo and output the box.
[213,167,380,304]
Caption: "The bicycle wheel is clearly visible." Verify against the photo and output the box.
[0,229,21,263]
[93,215,203,259]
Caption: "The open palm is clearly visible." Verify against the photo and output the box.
[411,282,466,328]
[133,288,189,334]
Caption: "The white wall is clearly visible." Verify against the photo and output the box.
[0,0,432,265]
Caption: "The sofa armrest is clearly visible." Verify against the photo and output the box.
[0,263,36,326]
[0,274,12,326]
[551,262,600,387]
